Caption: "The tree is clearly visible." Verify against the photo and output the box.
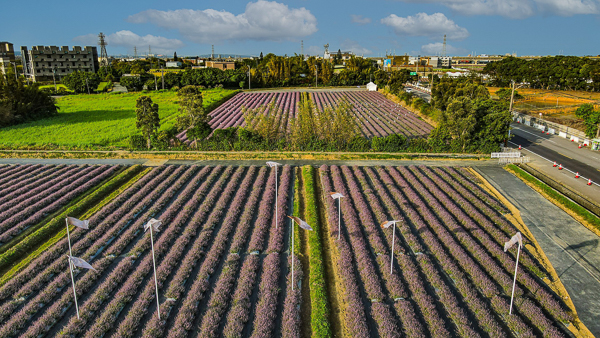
[173,51,178,61]
[177,85,212,147]
[120,75,145,91]
[0,74,58,126]
[62,71,100,94]
[135,96,160,149]
[575,104,600,138]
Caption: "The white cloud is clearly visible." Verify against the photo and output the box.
[127,1,318,43]
[340,39,372,55]
[535,0,599,15]
[381,13,469,40]
[395,0,599,18]
[419,42,467,55]
[73,30,184,54]
[351,15,372,25]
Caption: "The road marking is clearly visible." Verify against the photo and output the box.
[512,126,557,144]
[558,153,573,160]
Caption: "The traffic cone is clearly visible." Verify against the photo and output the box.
[546,132,550,135]
[553,161,557,167]
[518,145,522,150]
[575,172,580,178]
[588,179,593,186]
[579,144,582,149]
[558,164,563,170]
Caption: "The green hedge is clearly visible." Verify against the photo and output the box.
[301,166,332,338]
[0,165,145,276]
[507,164,600,232]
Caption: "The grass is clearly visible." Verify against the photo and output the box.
[301,165,332,338]
[38,84,72,92]
[506,164,600,234]
[0,89,236,149]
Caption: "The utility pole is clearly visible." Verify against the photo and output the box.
[86,77,90,94]
[12,63,18,82]
[248,67,251,90]
[52,67,57,93]
[509,80,524,112]
[315,64,318,87]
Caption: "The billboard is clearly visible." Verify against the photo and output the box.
[383,59,391,68]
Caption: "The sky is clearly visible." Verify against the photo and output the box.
[2,0,600,58]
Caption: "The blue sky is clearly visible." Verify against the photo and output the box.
[2,0,600,57]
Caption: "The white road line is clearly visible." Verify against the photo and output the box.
[508,141,600,188]
[512,126,557,144]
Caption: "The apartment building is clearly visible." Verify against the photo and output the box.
[0,42,15,74]
[21,45,99,82]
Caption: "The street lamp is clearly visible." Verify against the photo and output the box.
[266,162,282,229]
[287,216,313,290]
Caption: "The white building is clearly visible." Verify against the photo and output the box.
[366,82,377,91]
[166,61,182,68]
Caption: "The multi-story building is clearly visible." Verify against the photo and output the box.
[0,42,15,74]
[21,45,99,82]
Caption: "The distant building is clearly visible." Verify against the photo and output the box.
[205,61,235,70]
[166,61,182,68]
[428,56,452,69]
[0,42,15,74]
[21,45,98,82]
[366,82,377,91]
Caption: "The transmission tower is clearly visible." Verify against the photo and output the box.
[98,32,109,67]
[148,45,151,57]
[442,35,447,57]
[301,40,304,58]
[134,46,137,59]
[211,45,214,59]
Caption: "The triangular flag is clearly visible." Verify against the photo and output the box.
[266,161,282,168]
[144,218,162,233]
[288,216,313,231]
[68,255,97,272]
[380,220,399,229]
[504,232,523,252]
[330,192,344,200]
[66,217,89,230]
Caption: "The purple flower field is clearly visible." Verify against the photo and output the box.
[319,165,572,338]
[0,163,577,338]
[0,164,121,244]
[177,90,433,145]
[0,164,298,338]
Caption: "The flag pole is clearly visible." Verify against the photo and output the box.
[291,217,295,291]
[275,165,278,230]
[509,243,521,315]
[390,221,396,275]
[65,218,73,258]
[338,198,341,240]
[150,225,161,320]
[68,257,80,319]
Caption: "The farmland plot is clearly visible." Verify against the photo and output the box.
[0,164,121,245]
[319,165,571,338]
[177,91,432,145]
[0,165,300,338]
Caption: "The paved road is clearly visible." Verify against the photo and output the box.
[477,166,600,337]
[508,123,600,206]
[406,87,432,102]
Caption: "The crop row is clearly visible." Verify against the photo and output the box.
[0,165,121,243]
[0,164,301,338]
[177,90,432,145]
[319,165,570,338]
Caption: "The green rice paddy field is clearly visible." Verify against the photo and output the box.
[0,89,235,149]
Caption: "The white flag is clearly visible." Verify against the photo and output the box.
[288,216,313,231]
[144,218,162,233]
[66,217,89,230]
[504,232,523,252]
[266,161,282,168]
[380,220,399,229]
[68,256,97,272]
[330,192,344,200]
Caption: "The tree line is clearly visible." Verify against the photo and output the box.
[482,56,600,91]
